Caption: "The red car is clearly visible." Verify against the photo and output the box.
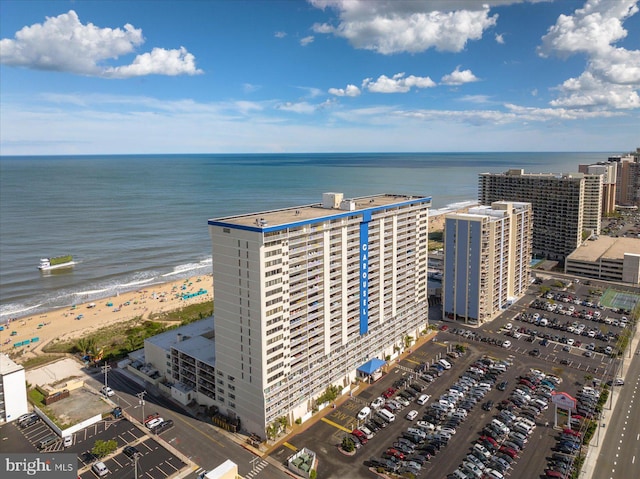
[382,387,396,399]
[479,435,499,449]
[563,428,581,438]
[440,324,449,331]
[499,446,518,459]
[385,448,405,460]
[351,430,368,444]
[544,470,564,478]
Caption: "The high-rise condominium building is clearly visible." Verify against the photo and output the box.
[609,153,640,208]
[443,202,532,325]
[479,169,599,261]
[578,162,617,215]
[208,193,431,435]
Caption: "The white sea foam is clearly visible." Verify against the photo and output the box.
[118,277,156,289]
[0,303,44,320]
[162,258,212,277]
[74,288,111,296]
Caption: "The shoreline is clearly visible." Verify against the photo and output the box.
[0,202,474,361]
[0,274,213,358]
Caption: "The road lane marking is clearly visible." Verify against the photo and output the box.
[283,442,298,452]
[321,417,352,433]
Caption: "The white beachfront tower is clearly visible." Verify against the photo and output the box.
[208,192,431,435]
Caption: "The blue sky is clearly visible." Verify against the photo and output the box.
[1,0,639,154]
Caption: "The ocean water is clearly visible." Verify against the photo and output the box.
[0,152,611,319]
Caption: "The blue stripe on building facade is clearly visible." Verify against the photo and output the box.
[359,214,370,335]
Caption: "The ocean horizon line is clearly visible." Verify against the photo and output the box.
[0,150,622,159]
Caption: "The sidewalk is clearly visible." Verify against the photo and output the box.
[581,323,639,479]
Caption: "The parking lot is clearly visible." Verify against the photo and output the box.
[269,276,637,479]
[4,414,187,479]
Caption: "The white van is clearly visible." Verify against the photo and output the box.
[377,409,395,423]
[438,359,452,370]
[416,394,430,405]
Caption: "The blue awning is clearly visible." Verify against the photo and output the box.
[357,358,386,375]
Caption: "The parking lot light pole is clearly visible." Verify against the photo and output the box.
[134,453,139,479]
[136,391,146,424]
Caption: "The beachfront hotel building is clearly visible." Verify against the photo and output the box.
[443,202,532,325]
[208,193,431,435]
[479,169,600,261]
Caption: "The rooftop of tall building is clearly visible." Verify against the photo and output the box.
[209,192,431,230]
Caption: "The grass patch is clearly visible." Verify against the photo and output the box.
[28,388,46,407]
[42,301,214,362]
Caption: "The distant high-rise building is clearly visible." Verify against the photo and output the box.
[208,193,431,435]
[609,153,640,208]
[479,169,599,261]
[443,201,532,325]
[578,162,617,215]
[582,174,603,236]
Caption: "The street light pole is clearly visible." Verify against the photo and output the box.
[136,391,146,424]
[102,364,111,388]
[134,454,139,479]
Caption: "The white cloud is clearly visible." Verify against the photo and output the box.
[274,31,287,38]
[103,47,201,78]
[276,101,318,113]
[300,35,315,46]
[363,72,436,93]
[538,0,640,110]
[440,66,479,85]
[328,84,361,96]
[0,10,202,78]
[310,0,501,54]
[495,33,505,44]
[458,94,493,104]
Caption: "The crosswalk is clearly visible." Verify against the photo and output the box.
[194,459,269,479]
[245,460,269,478]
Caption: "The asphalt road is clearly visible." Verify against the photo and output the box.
[95,369,287,479]
[590,345,640,479]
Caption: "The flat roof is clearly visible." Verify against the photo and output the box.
[567,237,640,262]
[204,460,237,479]
[0,353,23,375]
[172,335,215,367]
[208,193,431,232]
[145,317,214,352]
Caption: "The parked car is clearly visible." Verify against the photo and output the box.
[101,386,115,397]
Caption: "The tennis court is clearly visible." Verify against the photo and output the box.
[600,288,640,312]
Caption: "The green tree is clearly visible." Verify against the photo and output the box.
[92,439,117,458]
[266,422,279,441]
[404,335,414,349]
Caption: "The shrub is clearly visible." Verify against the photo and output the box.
[341,436,355,452]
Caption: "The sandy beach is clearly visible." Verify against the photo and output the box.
[0,274,213,357]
